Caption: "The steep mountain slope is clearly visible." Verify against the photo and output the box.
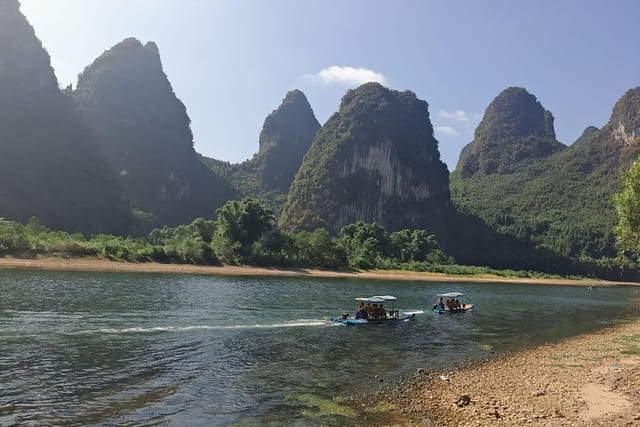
[254,89,320,192]
[73,38,236,229]
[279,82,452,236]
[457,87,565,177]
[0,0,129,233]
[451,87,640,262]
[202,89,320,213]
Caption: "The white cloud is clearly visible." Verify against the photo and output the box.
[438,110,482,123]
[305,66,386,86]
[434,109,482,138]
[435,126,458,136]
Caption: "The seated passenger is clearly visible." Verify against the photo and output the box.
[379,304,387,319]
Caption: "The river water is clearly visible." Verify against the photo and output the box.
[0,270,637,426]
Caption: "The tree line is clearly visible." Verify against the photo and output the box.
[0,198,453,272]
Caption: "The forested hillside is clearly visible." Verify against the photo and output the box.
[280,82,453,239]
[0,0,130,233]
[73,38,236,232]
[451,87,640,273]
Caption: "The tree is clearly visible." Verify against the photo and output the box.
[212,199,275,263]
[292,229,347,269]
[340,222,389,269]
[613,160,640,256]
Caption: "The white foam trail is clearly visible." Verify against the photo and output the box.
[402,310,425,315]
[74,320,332,335]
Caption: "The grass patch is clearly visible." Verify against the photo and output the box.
[617,334,640,355]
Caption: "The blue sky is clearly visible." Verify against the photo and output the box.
[20,0,640,170]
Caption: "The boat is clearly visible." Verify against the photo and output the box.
[331,295,418,325]
[433,292,474,314]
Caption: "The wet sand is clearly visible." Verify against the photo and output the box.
[0,256,637,287]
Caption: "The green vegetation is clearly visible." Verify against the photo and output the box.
[616,334,640,355]
[0,207,611,281]
[450,87,640,281]
[212,199,276,264]
[0,200,461,275]
[613,160,640,256]
[340,222,451,269]
[200,156,289,215]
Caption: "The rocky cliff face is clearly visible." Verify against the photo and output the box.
[0,0,129,233]
[560,87,640,173]
[279,83,452,235]
[255,90,320,192]
[610,87,640,148]
[456,87,565,177]
[73,38,236,229]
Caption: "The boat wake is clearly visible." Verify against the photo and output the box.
[71,320,334,335]
[402,310,425,315]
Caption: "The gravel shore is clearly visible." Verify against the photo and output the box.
[367,320,640,426]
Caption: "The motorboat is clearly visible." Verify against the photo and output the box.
[433,291,474,314]
[331,295,420,325]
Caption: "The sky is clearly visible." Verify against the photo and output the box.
[20,0,640,170]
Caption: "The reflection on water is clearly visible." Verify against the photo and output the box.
[0,270,637,425]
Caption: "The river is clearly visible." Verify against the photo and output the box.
[0,270,637,425]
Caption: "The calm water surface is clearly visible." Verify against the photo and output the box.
[0,270,638,426]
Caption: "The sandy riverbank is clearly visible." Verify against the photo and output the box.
[0,256,638,287]
[367,319,640,426]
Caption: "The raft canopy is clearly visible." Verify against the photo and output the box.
[436,292,464,298]
[355,296,396,303]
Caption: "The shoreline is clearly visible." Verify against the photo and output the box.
[0,256,638,287]
[368,319,640,426]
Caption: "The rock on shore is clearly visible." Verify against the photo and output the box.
[367,320,640,426]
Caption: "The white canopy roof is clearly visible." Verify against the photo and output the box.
[436,292,464,298]
[355,296,395,303]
